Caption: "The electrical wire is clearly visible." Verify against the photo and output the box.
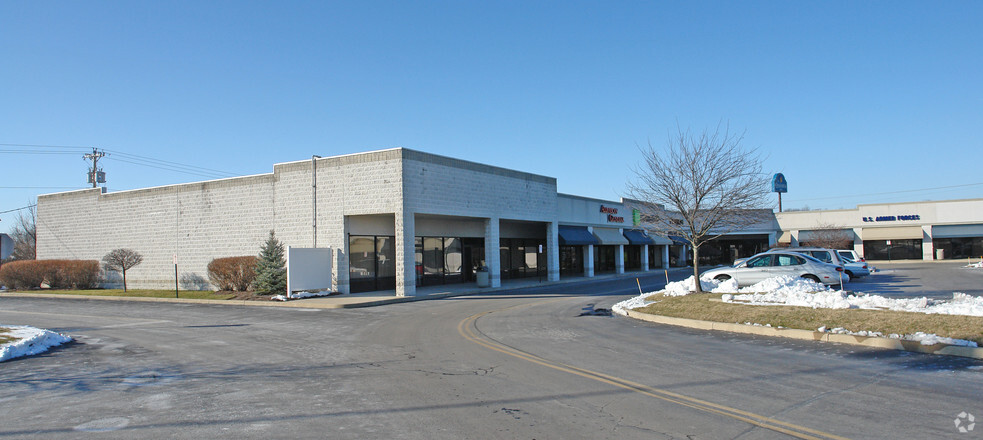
[0,205,36,215]
[788,182,983,203]
[0,142,241,178]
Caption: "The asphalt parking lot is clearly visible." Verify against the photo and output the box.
[846,260,983,299]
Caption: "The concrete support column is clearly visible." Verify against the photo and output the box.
[615,244,625,274]
[484,217,501,287]
[790,230,800,247]
[546,222,560,281]
[662,245,670,269]
[641,244,649,271]
[853,227,865,258]
[395,210,416,297]
[585,227,595,277]
[922,225,934,260]
[337,216,351,294]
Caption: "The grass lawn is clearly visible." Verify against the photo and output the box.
[635,292,983,345]
[0,327,18,345]
[6,289,237,300]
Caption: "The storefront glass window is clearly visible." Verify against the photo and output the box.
[350,236,376,281]
[863,239,922,260]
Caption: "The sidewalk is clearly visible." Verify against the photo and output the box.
[1,267,693,309]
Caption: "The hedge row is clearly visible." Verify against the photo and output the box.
[0,260,101,290]
[207,256,258,291]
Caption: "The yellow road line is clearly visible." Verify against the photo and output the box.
[457,303,850,440]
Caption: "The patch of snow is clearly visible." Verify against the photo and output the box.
[0,325,72,362]
[617,273,983,349]
[612,293,658,316]
[271,290,334,301]
[814,326,976,347]
[967,261,983,268]
[664,276,725,296]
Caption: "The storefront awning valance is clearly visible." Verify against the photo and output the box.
[558,226,599,246]
[669,235,688,245]
[932,224,983,239]
[592,227,630,245]
[649,234,674,246]
[623,229,655,245]
[861,226,924,240]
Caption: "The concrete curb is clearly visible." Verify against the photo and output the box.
[622,309,983,360]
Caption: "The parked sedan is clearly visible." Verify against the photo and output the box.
[702,251,846,287]
[840,256,870,279]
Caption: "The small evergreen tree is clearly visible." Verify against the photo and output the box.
[253,230,287,295]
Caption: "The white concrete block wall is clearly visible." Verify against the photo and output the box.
[401,151,557,222]
[37,175,275,290]
[278,150,404,294]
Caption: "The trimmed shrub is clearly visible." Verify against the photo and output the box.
[0,260,100,290]
[207,256,258,291]
[60,260,100,289]
[0,260,46,290]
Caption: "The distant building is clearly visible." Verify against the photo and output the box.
[0,233,13,260]
[775,199,983,261]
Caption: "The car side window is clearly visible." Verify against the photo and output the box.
[746,255,772,267]
[810,251,831,263]
[776,254,804,266]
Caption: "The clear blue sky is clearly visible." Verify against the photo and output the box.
[3,1,981,233]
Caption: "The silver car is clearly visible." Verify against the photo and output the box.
[840,256,871,279]
[702,251,846,287]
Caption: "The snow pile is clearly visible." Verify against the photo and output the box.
[0,325,72,363]
[723,287,983,317]
[714,275,827,295]
[664,276,725,296]
[614,274,983,348]
[816,326,976,347]
[968,261,983,268]
[611,293,657,315]
[271,290,334,301]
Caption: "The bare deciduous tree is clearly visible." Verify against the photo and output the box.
[627,124,772,293]
[10,205,37,261]
[102,248,143,292]
[800,223,853,250]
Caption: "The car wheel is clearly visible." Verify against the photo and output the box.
[844,271,855,280]
[802,274,820,283]
[714,274,731,281]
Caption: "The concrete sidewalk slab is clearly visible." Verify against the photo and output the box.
[0,267,693,309]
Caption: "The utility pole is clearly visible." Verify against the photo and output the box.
[83,148,107,188]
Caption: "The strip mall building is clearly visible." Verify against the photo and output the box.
[37,148,672,296]
[36,148,983,296]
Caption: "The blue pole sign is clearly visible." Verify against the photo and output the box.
[772,173,788,193]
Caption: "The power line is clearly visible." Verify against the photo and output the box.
[0,186,88,190]
[0,142,241,178]
[0,205,36,215]
[105,156,234,179]
[787,182,983,203]
[0,149,82,155]
[104,152,237,178]
[0,143,91,150]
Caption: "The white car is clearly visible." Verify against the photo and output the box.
[702,251,846,287]
[837,249,864,262]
